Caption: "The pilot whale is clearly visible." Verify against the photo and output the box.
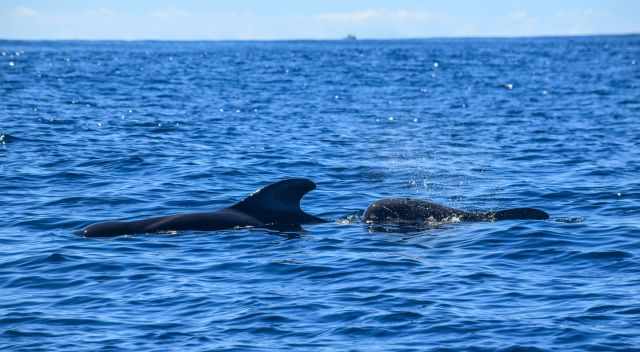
[363,198,549,226]
[78,178,326,237]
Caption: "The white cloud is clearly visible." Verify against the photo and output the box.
[500,10,540,36]
[552,8,600,35]
[85,8,116,17]
[317,9,377,22]
[150,8,191,20]
[507,10,529,22]
[316,9,433,23]
[14,6,37,17]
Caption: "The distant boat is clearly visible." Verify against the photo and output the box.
[343,34,357,41]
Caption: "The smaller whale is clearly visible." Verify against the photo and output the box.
[78,178,326,237]
[363,198,548,226]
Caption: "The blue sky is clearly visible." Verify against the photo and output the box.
[2,0,639,39]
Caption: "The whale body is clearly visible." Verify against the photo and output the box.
[363,198,548,226]
[78,179,550,237]
[78,178,325,237]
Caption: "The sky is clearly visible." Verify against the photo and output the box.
[1,0,639,40]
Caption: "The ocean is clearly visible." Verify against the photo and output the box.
[1,36,639,351]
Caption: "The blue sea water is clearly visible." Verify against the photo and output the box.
[1,36,640,351]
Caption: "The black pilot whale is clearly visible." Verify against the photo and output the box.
[363,198,549,226]
[78,178,326,237]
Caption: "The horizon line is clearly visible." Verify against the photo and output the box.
[1,32,638,43]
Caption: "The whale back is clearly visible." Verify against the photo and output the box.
[363,198,468,224]
[489,207,549,220]
[363,198,549,225]
[230,178,326,226]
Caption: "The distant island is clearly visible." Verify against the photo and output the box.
[343,34,357,41]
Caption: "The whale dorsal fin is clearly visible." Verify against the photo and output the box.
[230,178,325,225]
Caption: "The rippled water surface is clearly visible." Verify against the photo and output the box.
[2,36,640,351]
